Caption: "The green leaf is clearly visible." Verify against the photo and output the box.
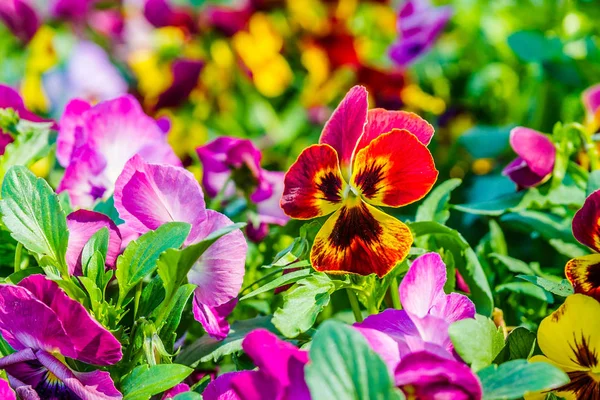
[156,283,196,352]
[409,221,494,316]
[116,222,191,299]
[490,254,535,275]
[305,321,403,400]
[478,359,569,400]
[587,170,600,196]
[449,315,505,372]
[453,192,525,216]
[493,327,537,364]
[458,125,511,159]
[501,211,579,244]
[508,31,562,63]
[240,268,311,301]
[0,166,69,273]
[488,220,507,256]
[81,228,109,284]
[516,275,573,297]
[272,273,335,338]
[175,316,278,366]
[496,282,553,303]
[122,364,193,400]
[415,179,461,224]
[0,120,51,179]
[173,393,202,400]
[138,275,166,318]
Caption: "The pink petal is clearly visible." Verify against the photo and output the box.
[583,83,600,117]
[509,127,555,177]
[56,99,92,167]
[318,85,368,179]
[0,377,16,400]
[192,298,237,340]
[162,383,190,399]
[356,309,420,339]
[400,252,447,318]
[502,156,548,189]
[353,326,401,374]
[114,155,206,243]
[203,372,244,400]
[256,171,289,226]
[66,210,122,276]
[431,293,476,324]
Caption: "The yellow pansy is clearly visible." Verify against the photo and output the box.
[21,26,58,112]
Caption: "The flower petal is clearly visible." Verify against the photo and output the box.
[203,371,243,400]
[311,201,412,277]
[281,144,345,219]
[155,59,204,110]
[583,83,600,119]
[230,371,279,400]
[566,254,600,302]
[0,377,16,400]
[56,99,91,167]
[187,210,247,307]
[256,170,288,226]
[509,127,555,177]
[66,210,122,275]
[431,293,476,324]
[114,155,206,244]
[400,252,447,318]
[353,326,401,374]
[572,190,600,252]
[357,109,434,151]
[192,298,237,340]
[318,85,368,179]
[18,275,122,365]
[351,129,438,208]
[502,156,548,189]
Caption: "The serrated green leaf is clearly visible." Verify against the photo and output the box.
[516,275,573,297]
[0,120,51,179]
[496,282,553,303]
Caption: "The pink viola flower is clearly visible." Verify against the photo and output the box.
[389,0,452,66]
[355,252,475,373]
[0,275,122,399]
[502,127,556,189]
[394,351,482,400]
[203,329,310,400]
[66,209,122,276]
[143,0,196,32]
[114,155,247,340]
[56,95,180,208]
[0,0,40,43]
[583,83,600,132]
[162,383,191,399]
[197,137,289,242]
[201,0,253,36]
[0,378,16,400]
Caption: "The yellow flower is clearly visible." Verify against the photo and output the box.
[528,294,600,399]
[21,26,58,112]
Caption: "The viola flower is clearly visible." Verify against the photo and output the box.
[565,190,600,300]
[395,350,482,400]
[389,0,452,66]
[529,294,600,398]
[0,274,122,398]
[56,95,180,208]
[583,83,600,132]
[281,85,438,277]
[197,137,289,242]
[114,155,247,339]
[0,378,15,400]
[144,0,196,33]
[502,127,556,189]
[0,0,40,43]
[202,0,253,36]
[355,252,475,372]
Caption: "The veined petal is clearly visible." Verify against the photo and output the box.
[318,85,368,179]
[203,371,244,400]
[538,294,600,371]
[400,252,446,318]
[502,156,548,189]
[431,292,476,324]
[311,201,412,277]
[351,129,438,208]
[509,127,555,177]
[572,190,600,252]
[56,98,91,167]
[356,109,434,151]
[583,84,600,120]
[192,298,237,340]
[566,254,600,301]
[281,144,345,219]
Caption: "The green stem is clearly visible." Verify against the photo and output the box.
[133,282,142,320]
[346,289,363,323]
[209,178,233,210]
[389,277,401,310]
[13,242,23,273]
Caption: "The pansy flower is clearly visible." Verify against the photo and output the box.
[528,294,600,398]
[583,83,600,133]
[0,378,15,400]
[565,190,600,300]
[502,127,556,189]
[281,85,438,277]
[56,95,180,208]
[0,0,39,43]
[355,252,475,372]
[389,0,452,66]
[0,274,122,398]
[114,155,247,340]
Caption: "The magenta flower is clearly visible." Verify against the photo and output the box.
[394,351,482,400]
[202,0,253,36]
[56,95,180,208]
[154,59,204,111]
[0,378,15,400]
[143,0,196,32]
[66,209,122,275]
[389,0,452,66]
[355,252,475,373]
[162,383,191,399]
[0,275,122,398]
[203,329,310,400]
[196,137,288,242]
[114,155,247,339]
[502,127,556,189]
[583,83,600,131]
[0,0,39,43]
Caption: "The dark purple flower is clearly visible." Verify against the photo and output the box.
[202,0,253,36]
[0,275,122,398]
[143,0,196,32]
[0,0,40,43]
[49,0,95,20]
[502,127,556,189]
[154,59,204,110]
[389,0,452,66]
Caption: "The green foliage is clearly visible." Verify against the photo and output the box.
[493,327,537,364]
[449,315,505,372]
[122,364,193,400]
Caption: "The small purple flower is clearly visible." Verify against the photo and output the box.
[389,0,452,66]
[154,59,204,111]
[395,350,482,400]
[56,95,180,208]
[583,83,600,131]
[502,127,556,189]
[114,155,247,340]
[202,0,253,36]
[0,0,40,43]
[355,252,475,373]
[0,274,122,398]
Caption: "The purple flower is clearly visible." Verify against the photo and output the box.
[66,209,122,276]
[0,378,16,400]
[0,274,122,398]
[114,155,247,340]
[196,137,289,241]
[56,95,180,208]
[355,252,475,373]
[202,0,253,36]
[162,383,191,399]
[143,0,196,32]
[389,0,452,66]
[583,83,600,131]
[154,59,204,111]
[203,329,310,400]
[49,0,94,20]
[502,127,556,189]
[394,351,482,400]
[0,0,40,43]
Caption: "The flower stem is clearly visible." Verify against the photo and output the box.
[13,242,22,273]
[347,289,363,323]
[389,276,401,310]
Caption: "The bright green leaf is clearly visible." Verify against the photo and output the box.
[122,364,193,400]
[416,179,461,224]
[516,275,573,297]
[449,315,505,372]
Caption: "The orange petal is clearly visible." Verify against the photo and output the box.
[351,129,438,208]
[311,200,412,277]
[565,254,600,301]
[281,144,345,219]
